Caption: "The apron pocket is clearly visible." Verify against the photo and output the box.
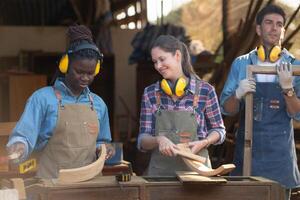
[254,131,290,162]
[65,121,95,147]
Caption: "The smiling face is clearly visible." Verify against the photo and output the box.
[151,47,184,82]
[65,58,97,96]
[256,13,285,49]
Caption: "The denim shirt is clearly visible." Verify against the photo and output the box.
[7,78,112,159]
[220,48,300,120]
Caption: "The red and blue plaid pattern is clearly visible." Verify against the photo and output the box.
[138,76,226,145]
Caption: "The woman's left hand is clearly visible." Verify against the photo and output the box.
[188,139,209,154]
[105,143,116,160]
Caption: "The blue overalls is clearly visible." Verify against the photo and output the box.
[231,55,300,189]
[233,82,300,189]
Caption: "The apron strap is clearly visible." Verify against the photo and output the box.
[88,93,95,111]
[53,87,64,109]
[155,92,162,113]
[52,87,94,110]
[192,80,201,113]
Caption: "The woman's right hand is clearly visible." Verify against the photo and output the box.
[156,136,177,157]
[7,142,25,163]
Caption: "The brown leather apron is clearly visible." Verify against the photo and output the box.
[36,88,99,179]
[147,82,211,176]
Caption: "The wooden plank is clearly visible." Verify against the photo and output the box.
[244,65,300,176]
[176,144,235,176]
[10,178,26,200]
[176,171,227,184]
[0,189,18,200]
[56,144,106,184]
[173,148,206,163]
[182,158,235,177]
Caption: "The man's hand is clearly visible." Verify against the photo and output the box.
[156,136,178,157]
[235,78,256,100]
[277,62,293,89]
[6,142,25,163]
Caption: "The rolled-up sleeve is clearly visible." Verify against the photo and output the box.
[205,88,226,144]
[94,95,112,147]
[220,58,246,116]
[137,88,155,150]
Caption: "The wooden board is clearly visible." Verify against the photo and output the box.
[56,144,106,184]
[182,158,235,176]
[173,148,206,163]
[176,171,227,184]
[176,144,235,176]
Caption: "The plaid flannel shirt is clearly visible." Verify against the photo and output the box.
[137,76,226,150]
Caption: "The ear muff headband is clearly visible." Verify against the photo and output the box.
[161,77,187,97]
[58,43,103,75]
[257,45,281,63]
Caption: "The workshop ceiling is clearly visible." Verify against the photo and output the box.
[0,0,138,25]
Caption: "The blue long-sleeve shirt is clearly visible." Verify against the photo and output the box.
[7,78,112,159]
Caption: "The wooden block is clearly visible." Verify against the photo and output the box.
[0,189,18,200]
[10,178,26,200]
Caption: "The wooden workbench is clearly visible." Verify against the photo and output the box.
[19,175,284,200]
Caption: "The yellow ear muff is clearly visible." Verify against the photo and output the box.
[59,54,69,74]
[174,77,187,97]
[257,45,266,62]
[161,79,173,96]
[161,77,187,97]
[269,45,281,63]
[257,45,281,62]
[94,60,101,75]
[59,54,101,75]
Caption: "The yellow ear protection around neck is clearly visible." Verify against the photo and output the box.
[257,45,282,63]
[160,77,187,97]
[59,42,103,75]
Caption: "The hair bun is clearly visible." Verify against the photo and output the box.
[67,25,93,43]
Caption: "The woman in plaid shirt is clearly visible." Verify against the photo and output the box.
[137,35,226,176]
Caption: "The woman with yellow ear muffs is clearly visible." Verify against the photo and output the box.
[137,35,226,176]
[6,25,115,179]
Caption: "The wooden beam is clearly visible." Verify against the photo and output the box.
[244,65,300,176]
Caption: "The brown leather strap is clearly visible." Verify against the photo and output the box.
[193,80,201,109]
